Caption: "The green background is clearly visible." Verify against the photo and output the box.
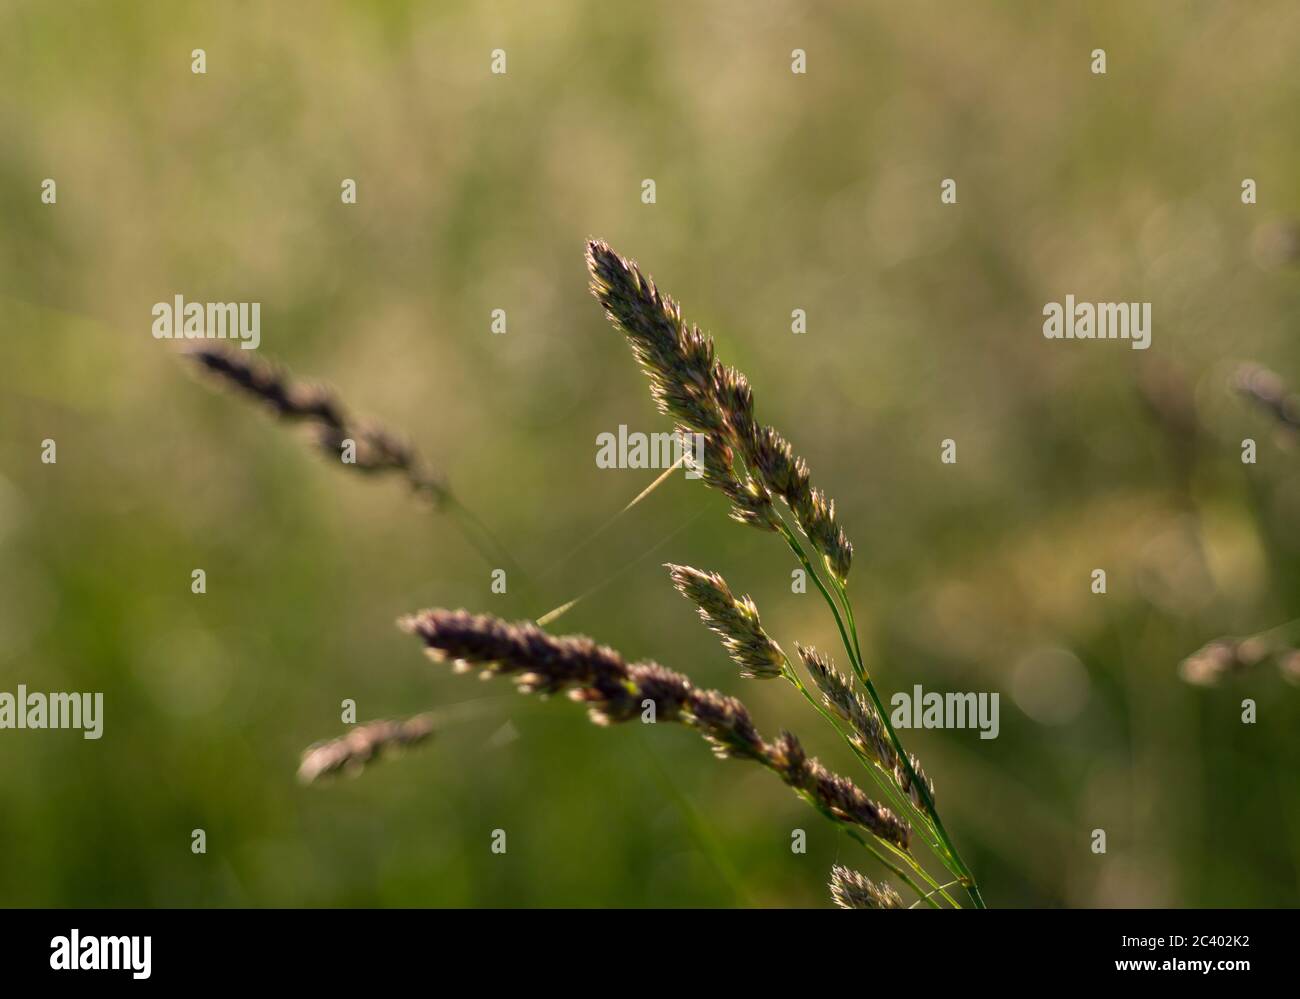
[2,0,1299,907]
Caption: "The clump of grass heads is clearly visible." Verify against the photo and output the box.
[383,241,983,908]
[399,609,918,867]
[194,243,986,908]
[587,239,983,908]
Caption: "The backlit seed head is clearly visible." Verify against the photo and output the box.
[667,564,785,679]
[402,608,906,850]
[829,865,905,910]
[895,753,935,812]
[713,365,757,443]
[588,240,853,571]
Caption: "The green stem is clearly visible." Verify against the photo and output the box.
[782,658,950,863]
[909,878,964,910]
[775,523,942,844]
[775,518,985,908]
[443,493,530,591]
[841,829,943,909]
[780,660,959,907]
[792,755,953,907]
[829,573,986,910]
[878,840,963,909]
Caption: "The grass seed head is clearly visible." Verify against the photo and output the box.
[797,645,933,810]
[297,713,435,784]
[587,239,853,581]
[829,865,905,910]
[186,344,447,502]
[401,608,908,850]
[666,564,785,679]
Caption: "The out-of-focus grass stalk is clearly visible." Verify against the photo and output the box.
[185,345,530,594]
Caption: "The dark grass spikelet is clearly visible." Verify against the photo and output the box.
[398,608,634,705]
[188,345,347,427]
[297,713,435,784]
[587,239,863,574]
[666,563,785,679]
[186,345,447,503]
[313,422,422,478]
[768,730,907,843]
[400,608,909,850]
[829,865,905,909]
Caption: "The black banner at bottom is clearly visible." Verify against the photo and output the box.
[0,908,1277,986]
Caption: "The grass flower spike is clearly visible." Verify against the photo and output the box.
[798,644,934,812]
[586,239,852,580]
[400,609,910,851]
[297,713,436,784]
[829,865,905,910]
[187,345,445,500]
[666,563,785,679]
[186,344,525,580]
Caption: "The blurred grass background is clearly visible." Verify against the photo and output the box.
[2,0,1300,907]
